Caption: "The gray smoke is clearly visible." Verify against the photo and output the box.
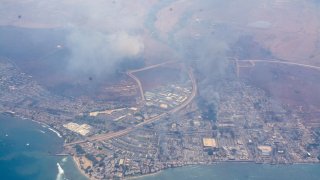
[0,0,147,76]
[0,0,259,79]
[66,28,144,76]
[60,0,147,76]
[172,22,241,82]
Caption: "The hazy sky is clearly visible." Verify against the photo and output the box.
[1,0,320,76]
[0,0,152,76]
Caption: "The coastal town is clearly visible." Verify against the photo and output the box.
[2,0,320,178]
[1,57,320,179]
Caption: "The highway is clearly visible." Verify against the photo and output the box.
[64,63,197,147]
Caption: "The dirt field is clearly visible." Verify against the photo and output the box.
[135,66,184,91]
[239,62,320,124]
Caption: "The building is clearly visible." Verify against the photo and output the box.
[63,122,92,136]
[258,145,272,156]
[203,138,217,148]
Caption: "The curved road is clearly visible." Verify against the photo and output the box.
[126,61,176,102]
[65,64,196,147]
[127,71,145,101]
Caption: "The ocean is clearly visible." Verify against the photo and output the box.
[0,114,87,180]
[140,163,320,180]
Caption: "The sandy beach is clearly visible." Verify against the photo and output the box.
[72,156,92,180]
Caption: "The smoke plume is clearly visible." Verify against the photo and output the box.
[66,29,144,76]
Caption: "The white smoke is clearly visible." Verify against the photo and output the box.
[0,0,148,76]
[66,28,144,75]
[109,32,144,57]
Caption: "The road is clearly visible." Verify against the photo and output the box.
[127,61,176,102]
[234,59,320,78]
[64,63,196,147]
[236,59,320,71]
[126,71,145,101]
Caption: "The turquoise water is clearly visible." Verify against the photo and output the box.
[1,114,320,180]
[140,163,320,180]
[0,114,87,180]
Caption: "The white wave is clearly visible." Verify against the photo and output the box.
[56,163,65,180]
[61,157,68,164]
[48,128,62,138]
[39,130,46,134]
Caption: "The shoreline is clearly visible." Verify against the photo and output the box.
[72,156,92,180]
[0,112,91,179]
[127,171,162,180]
[1,112,319,179]
[123,159,320,179]
[127,161,320,179]
[0,111,63,138]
